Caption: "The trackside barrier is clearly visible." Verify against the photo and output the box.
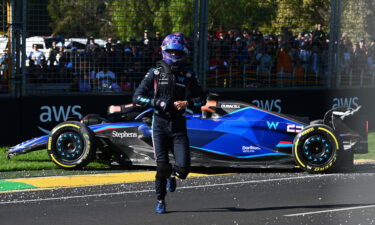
[0,88,374,145]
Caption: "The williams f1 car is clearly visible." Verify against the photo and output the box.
[6,98,368,173]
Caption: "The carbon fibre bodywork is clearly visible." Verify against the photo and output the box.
[6,101,367,169]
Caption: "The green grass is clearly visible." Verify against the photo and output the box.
[0,147,110,171]
[0,147,119,179]
[354,132,375,160]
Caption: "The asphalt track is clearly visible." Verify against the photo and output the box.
[1,164,375,225]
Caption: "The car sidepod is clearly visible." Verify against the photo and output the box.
[90,122,156,166]
[186,105,306,168]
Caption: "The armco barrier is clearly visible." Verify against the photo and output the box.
[0,97,21,145]
[0,88,373,145]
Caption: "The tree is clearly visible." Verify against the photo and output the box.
[47,0,114,38]
[341,0,375,42]
[109,0,194,41]
[46,0,331,40]
[208,0,278,32]
[272,0,329,34]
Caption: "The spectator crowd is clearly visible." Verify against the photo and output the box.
[27,30,164,92]
[24,24,375,92]
[208,24,375,87]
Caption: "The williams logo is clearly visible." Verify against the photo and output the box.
[38,105,82,134]
[267,121,279,130]
[112,130,137,138]
[178,76,185,83]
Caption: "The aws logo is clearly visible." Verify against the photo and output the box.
[332,97,360,108]
[252,99,282,113]
[38,105,83,134]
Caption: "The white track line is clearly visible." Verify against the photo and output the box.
[285,205,375,217]
[0,174,338,205]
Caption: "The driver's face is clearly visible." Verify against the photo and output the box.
[167,49,183,56]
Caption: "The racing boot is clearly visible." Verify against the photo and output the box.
[167,175,176,192]
[155,200,167,214]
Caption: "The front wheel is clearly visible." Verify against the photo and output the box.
[47,121,96,170]
[293,124,342,173]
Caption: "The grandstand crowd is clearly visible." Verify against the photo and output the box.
[7,24,375,92]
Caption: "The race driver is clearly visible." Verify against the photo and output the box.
[133,33,204,213]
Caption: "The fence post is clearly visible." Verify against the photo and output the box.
[328,0,342,88]
[193,0,199,84]
[21,0,26,97]
[8,0,15,96]
[198,0,208,91]
[7,0,23,97]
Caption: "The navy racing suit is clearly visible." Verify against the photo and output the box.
[133,60,204,200]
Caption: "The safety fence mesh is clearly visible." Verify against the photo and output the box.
[206,0,331,88]
[1,0,374,95]
[336,0,375,87]
[0,0,8,94]
[23,0,195,94]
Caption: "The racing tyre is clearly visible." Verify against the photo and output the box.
[293,124,342,173]
[47,121,96,170]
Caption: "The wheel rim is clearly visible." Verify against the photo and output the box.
[302,135,333,165]
[56,132,84,161]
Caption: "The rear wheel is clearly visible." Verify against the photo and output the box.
[293,124,342,173]
[47,121,95,170]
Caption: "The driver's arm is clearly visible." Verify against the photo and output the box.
[187,73,204,110]
[108,104,136,114]
[133,69,155,107]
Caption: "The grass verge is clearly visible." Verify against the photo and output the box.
[354,132,375,160]
[0,147,122,179]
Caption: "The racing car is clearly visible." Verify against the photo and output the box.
[6,96,368,173]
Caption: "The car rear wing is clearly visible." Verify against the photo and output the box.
[324,106,368,154]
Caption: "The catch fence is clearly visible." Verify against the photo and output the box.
[1,0,374,96]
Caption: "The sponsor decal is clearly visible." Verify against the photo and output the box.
[38,105,82,134]
[266,121,279,130]
[159,73,168,85]
[287,124,304,133]
[313,157,336,172]
[301,127,314,136]
[47,137,52,150]
[130,157,148,163]
[51,124,80,135]
[83,134,91,153]
[332,97,359,108]
[178,76,185,83]
[176,83,186,87]
[112,130,137,138]
[153,69,160,75]
[221,104,241,109]
[252,99,282,113]
[242,145,261,153]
